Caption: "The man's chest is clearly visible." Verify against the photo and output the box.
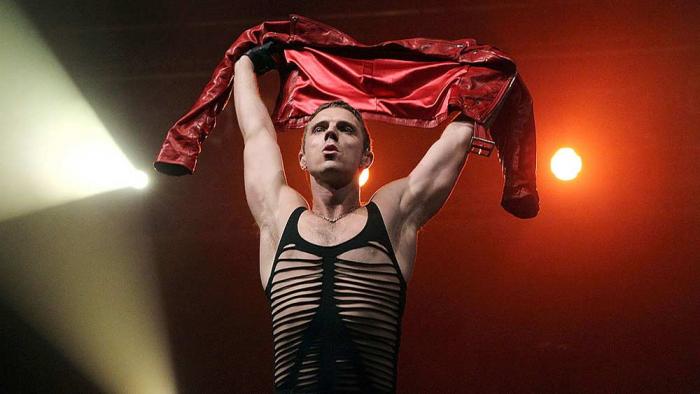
[259,200,416,291]
[295,201,415,282]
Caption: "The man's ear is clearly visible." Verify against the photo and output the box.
[361,150,374,169]
[298,150,307,170]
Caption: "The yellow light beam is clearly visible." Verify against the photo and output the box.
[0,2,173,393]
[0,2,148,223]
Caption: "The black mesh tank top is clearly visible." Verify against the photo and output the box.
[264,201,408,393]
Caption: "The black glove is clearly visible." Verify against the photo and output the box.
[242,41,285,75]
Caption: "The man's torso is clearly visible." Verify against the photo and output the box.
[259,186,412,391]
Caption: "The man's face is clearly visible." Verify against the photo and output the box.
[299,107,370,185]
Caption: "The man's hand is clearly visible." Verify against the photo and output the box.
[242,41,285,75]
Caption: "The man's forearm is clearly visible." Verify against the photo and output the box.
[233,57,277,142]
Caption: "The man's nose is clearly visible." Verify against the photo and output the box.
[324,128,338,141]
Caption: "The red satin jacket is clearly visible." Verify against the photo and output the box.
[154,14,539,218]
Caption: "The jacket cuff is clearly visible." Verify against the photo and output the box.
[153,139,198,176]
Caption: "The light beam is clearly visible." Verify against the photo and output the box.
[0,2,173,393]
[0,2,149,222]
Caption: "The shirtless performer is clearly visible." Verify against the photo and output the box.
[234,45,474,392]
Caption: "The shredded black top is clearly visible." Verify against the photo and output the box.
[264,201,408,393]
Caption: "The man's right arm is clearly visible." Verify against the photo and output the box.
[233,56,305,231]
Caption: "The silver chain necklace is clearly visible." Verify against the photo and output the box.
[311,205,361,223]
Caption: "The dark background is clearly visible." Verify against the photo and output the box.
[2,0,699,392]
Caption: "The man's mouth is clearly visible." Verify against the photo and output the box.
[323,145,339,159]
[322,145,338,153]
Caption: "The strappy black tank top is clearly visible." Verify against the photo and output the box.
[264,201,407,393]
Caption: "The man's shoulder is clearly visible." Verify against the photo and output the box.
[371,177,408,204]
[370,177,410,228]
[262,185,308,238]
[278,185,308,217]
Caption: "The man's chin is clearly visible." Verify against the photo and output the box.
[311,166,354,185]
[316,164,343,177]
[319,160,343,169]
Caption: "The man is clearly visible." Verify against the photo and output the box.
[234,47,473,392]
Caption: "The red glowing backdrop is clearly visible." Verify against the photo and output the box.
[1,1,698,392]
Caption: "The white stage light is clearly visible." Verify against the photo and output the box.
[131,170,150,190]
[0,3,175,393]
[551,147,582,181]
[359,168,369,187]
[0,2,146,222]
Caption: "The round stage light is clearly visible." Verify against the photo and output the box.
[359,168,369,187]
[551,147,582,181]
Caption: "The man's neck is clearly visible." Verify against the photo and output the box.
[309,176,362,219]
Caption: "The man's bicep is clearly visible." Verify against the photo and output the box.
[403,121,474,227]
[243,131,288,229]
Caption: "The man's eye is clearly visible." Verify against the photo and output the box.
[313,126,323,133]
[343,126,353,132]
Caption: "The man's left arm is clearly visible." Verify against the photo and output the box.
[373,119,474,231]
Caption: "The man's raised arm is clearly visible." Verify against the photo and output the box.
[233,56,303,230]
[372,119,474,231]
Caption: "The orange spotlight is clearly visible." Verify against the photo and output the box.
[551,147,582,181]
[359,168,369,187]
